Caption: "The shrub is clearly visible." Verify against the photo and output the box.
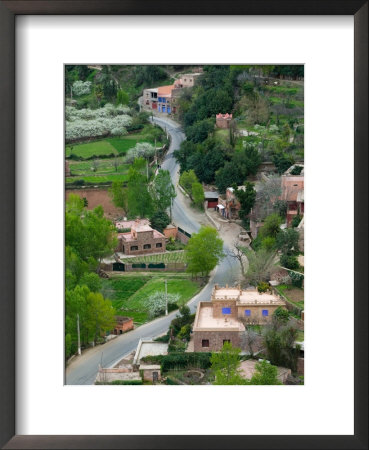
[289,271,304,288]
[72,80,92,97]
[177,324,192,341]
[291,214,302,228]
[261,236,276,251]
[161,352,212,372]
[280,254,299,270]
[290,165,303,175]
[273,306,290,324]
[257,281,270,293]
[95,379,143,385]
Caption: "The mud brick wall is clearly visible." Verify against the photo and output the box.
[193,330,240,352]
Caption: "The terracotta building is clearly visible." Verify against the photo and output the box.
[281,165,304,226]
[193,285,286,352]
[216,113,233,129]
[112,316,134,335]
[116,219,166,255]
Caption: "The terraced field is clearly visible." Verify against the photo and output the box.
[119,251,186,264]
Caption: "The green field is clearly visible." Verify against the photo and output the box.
[119,251,186,265]
[101,275,201,323]
[68,158,129,176]
[66,140,118,158]
[66,133,160,160]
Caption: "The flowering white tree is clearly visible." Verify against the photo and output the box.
[72,80,92,97]
[65,104,132,142]
[125,142,155,163]
[145,291,180,319]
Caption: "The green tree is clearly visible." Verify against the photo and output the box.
[272,151,295,174]
[276,228,299,256]
[210,342,246,385]
[79,272,102,293]
[179,169,198,194]
[273,307,290,325]
[259,213,283,238]
[234,182,256,224]
[109,181,128,212]
[86,292,116,342]
[244,248,276,285]
[249,360,282,385]
[186,118,215,143]
[186,226,224,277]
[126,168,154,218]
[263,323,300,372]
[279,254,299,270]
[65,199,117,265]
[152,169,176,218]
[149,210,170,233]
[261,236,276,251]
[116,89,129,105]
[191,182,205,208]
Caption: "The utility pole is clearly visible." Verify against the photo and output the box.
[165,279,168,316]
[77,313,81,355]
[146,159,149,181]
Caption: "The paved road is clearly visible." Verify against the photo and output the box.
[66,116,241,385]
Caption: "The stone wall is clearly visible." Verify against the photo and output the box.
[119,232,166,255]
[193,330,241,352]
[177,229,190,244]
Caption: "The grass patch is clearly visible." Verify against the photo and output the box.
[275,284,304,309]
[66,140,118,159]
[101,275,201,324]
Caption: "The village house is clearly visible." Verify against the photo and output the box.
[192,285,286,352]
[281,164,304,226]
[216,113,233,129]
[115,219,166,255]
[142,73,201,115]
[112,316,134,335]
[217,186,245,219]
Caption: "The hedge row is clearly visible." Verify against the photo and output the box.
[67,152,117,161]
[141,352,212,372]
[95,379,143,385]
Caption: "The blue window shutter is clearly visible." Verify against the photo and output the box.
[262,309,269,316]
[222,307,231,314]
[245,309,251,316]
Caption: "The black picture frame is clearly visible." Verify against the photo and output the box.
[0,1,367,449]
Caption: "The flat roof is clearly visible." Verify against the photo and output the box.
[212,287,284,306]
[204,191,219,199]
[134,341,168,364]
[194,304,244,331]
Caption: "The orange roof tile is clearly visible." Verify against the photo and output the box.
[158,85,175,96]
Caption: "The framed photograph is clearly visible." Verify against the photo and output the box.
[0,1,367,449]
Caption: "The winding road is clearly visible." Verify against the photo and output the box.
[66,116,241,385]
